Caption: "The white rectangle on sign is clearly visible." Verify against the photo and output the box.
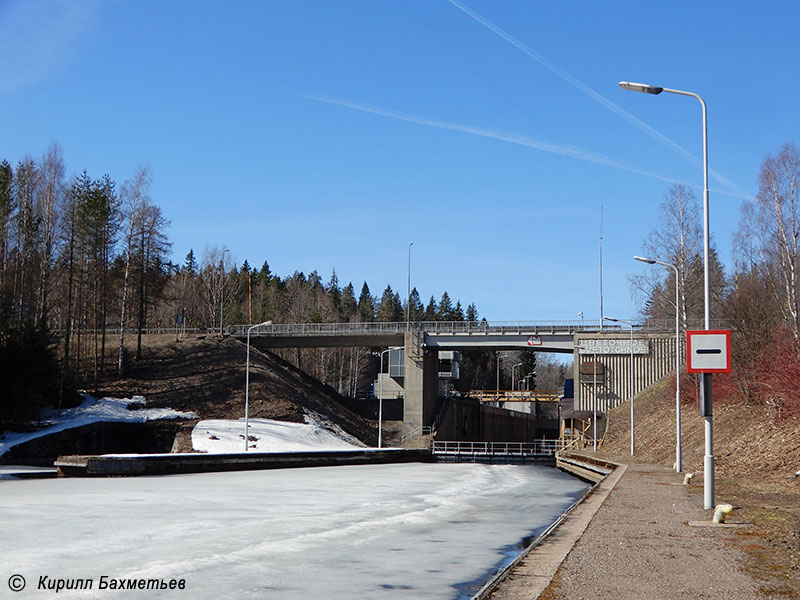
[686,330,731,373]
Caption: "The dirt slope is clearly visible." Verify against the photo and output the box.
[97,336,377,446]
[597,376,800,596]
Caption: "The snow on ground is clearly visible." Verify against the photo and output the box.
[0,395,197,458]
[191,412,365,453]
[0,392,366,461]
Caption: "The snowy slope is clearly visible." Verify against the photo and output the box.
[191,414,365,453]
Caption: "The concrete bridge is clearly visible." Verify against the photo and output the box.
[232,320,681,435]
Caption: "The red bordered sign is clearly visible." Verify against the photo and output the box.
[686,330,731,373]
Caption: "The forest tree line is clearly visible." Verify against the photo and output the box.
[635,141,800,417]
[0,143,487,421]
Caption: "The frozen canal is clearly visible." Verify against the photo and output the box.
[2,463,587,599]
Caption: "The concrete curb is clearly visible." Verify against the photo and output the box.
[54,448,434,477]
[474,453,626,600]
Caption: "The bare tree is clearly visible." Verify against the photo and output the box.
[0,160,13,310]
[135,202,171,359]
[198,246,237,332]
[13,157,40,323]
[118,166,151,376]
[35,142,65,325]
[632,184,703,329]
[736,142,800,342]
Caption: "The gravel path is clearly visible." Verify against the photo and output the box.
[489,462,764,599]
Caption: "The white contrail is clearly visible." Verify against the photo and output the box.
[303,93,751,199]
[446,0,751,198]
[304,93,695,188]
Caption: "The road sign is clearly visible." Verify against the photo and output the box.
[527,336,542,346]
[686,330,731,373]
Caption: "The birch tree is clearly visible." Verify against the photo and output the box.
[633,184,703,329]
[118,166,150,376]
[35,142,65,325]
[736,142,800,342]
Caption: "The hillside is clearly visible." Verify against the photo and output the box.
[596,375,800,595]
[96,335,378,447]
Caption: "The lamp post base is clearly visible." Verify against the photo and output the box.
[704,453,715,510]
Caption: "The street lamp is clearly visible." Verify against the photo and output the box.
[621,80,714,507]
[219,248,228,336]
[604,316,635,455]
[496,353,509,400]
[406,243,414,330]
[245,320,273,451]
[511,362,523,391]
[377,348,393,448]
[635,255,682,472]
[577,343,598,452]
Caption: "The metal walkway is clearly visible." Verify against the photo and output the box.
[431,440,566,464]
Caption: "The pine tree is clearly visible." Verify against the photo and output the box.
[327,268,341,309]
[183,249,197,274]
[437,291,453,321]
[377,285,396,322]
[424,296,437,321]
[357,282,374,321]
[466,302,479,322]
[340,282,357,320]
[407,287,424,321]
[453,301,465,321]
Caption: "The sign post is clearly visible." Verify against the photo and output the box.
[686,330,731,509]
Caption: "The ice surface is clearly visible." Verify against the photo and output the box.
[0,463,587,599]
[0,395,197,458]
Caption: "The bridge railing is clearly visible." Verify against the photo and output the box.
[50,318,728,339]
[432,440,567,456]
[232,318,730,337]
[233,319,635,337]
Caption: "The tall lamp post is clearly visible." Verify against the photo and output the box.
[620,80,713,507]
[406,243,414,330]
[245,320,273,451]
[496,353,508,400]
[377,348,394,448]
[511,362,523,391]
[604,316,635,455]
[219,248,228,336]
[576,344,598,451]
[635,255,682,472]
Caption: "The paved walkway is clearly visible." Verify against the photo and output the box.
[488,462,763,599]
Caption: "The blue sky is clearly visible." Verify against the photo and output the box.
[1,1,797,322]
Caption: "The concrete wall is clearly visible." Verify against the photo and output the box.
[403,332,439,430]
[573,333,679,412]
[436,398,556,442]
[2,421,181,466]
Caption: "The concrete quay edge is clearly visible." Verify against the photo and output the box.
[474,452,626,600]
[54,448,434,477]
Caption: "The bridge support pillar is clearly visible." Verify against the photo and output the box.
[403,332,438,433]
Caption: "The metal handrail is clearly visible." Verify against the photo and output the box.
[230,318,727,338]
[432,440,568,456]
[50,318,730,339]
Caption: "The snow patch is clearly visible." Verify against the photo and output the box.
[0,394,197,458]
[191,414,364,454]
